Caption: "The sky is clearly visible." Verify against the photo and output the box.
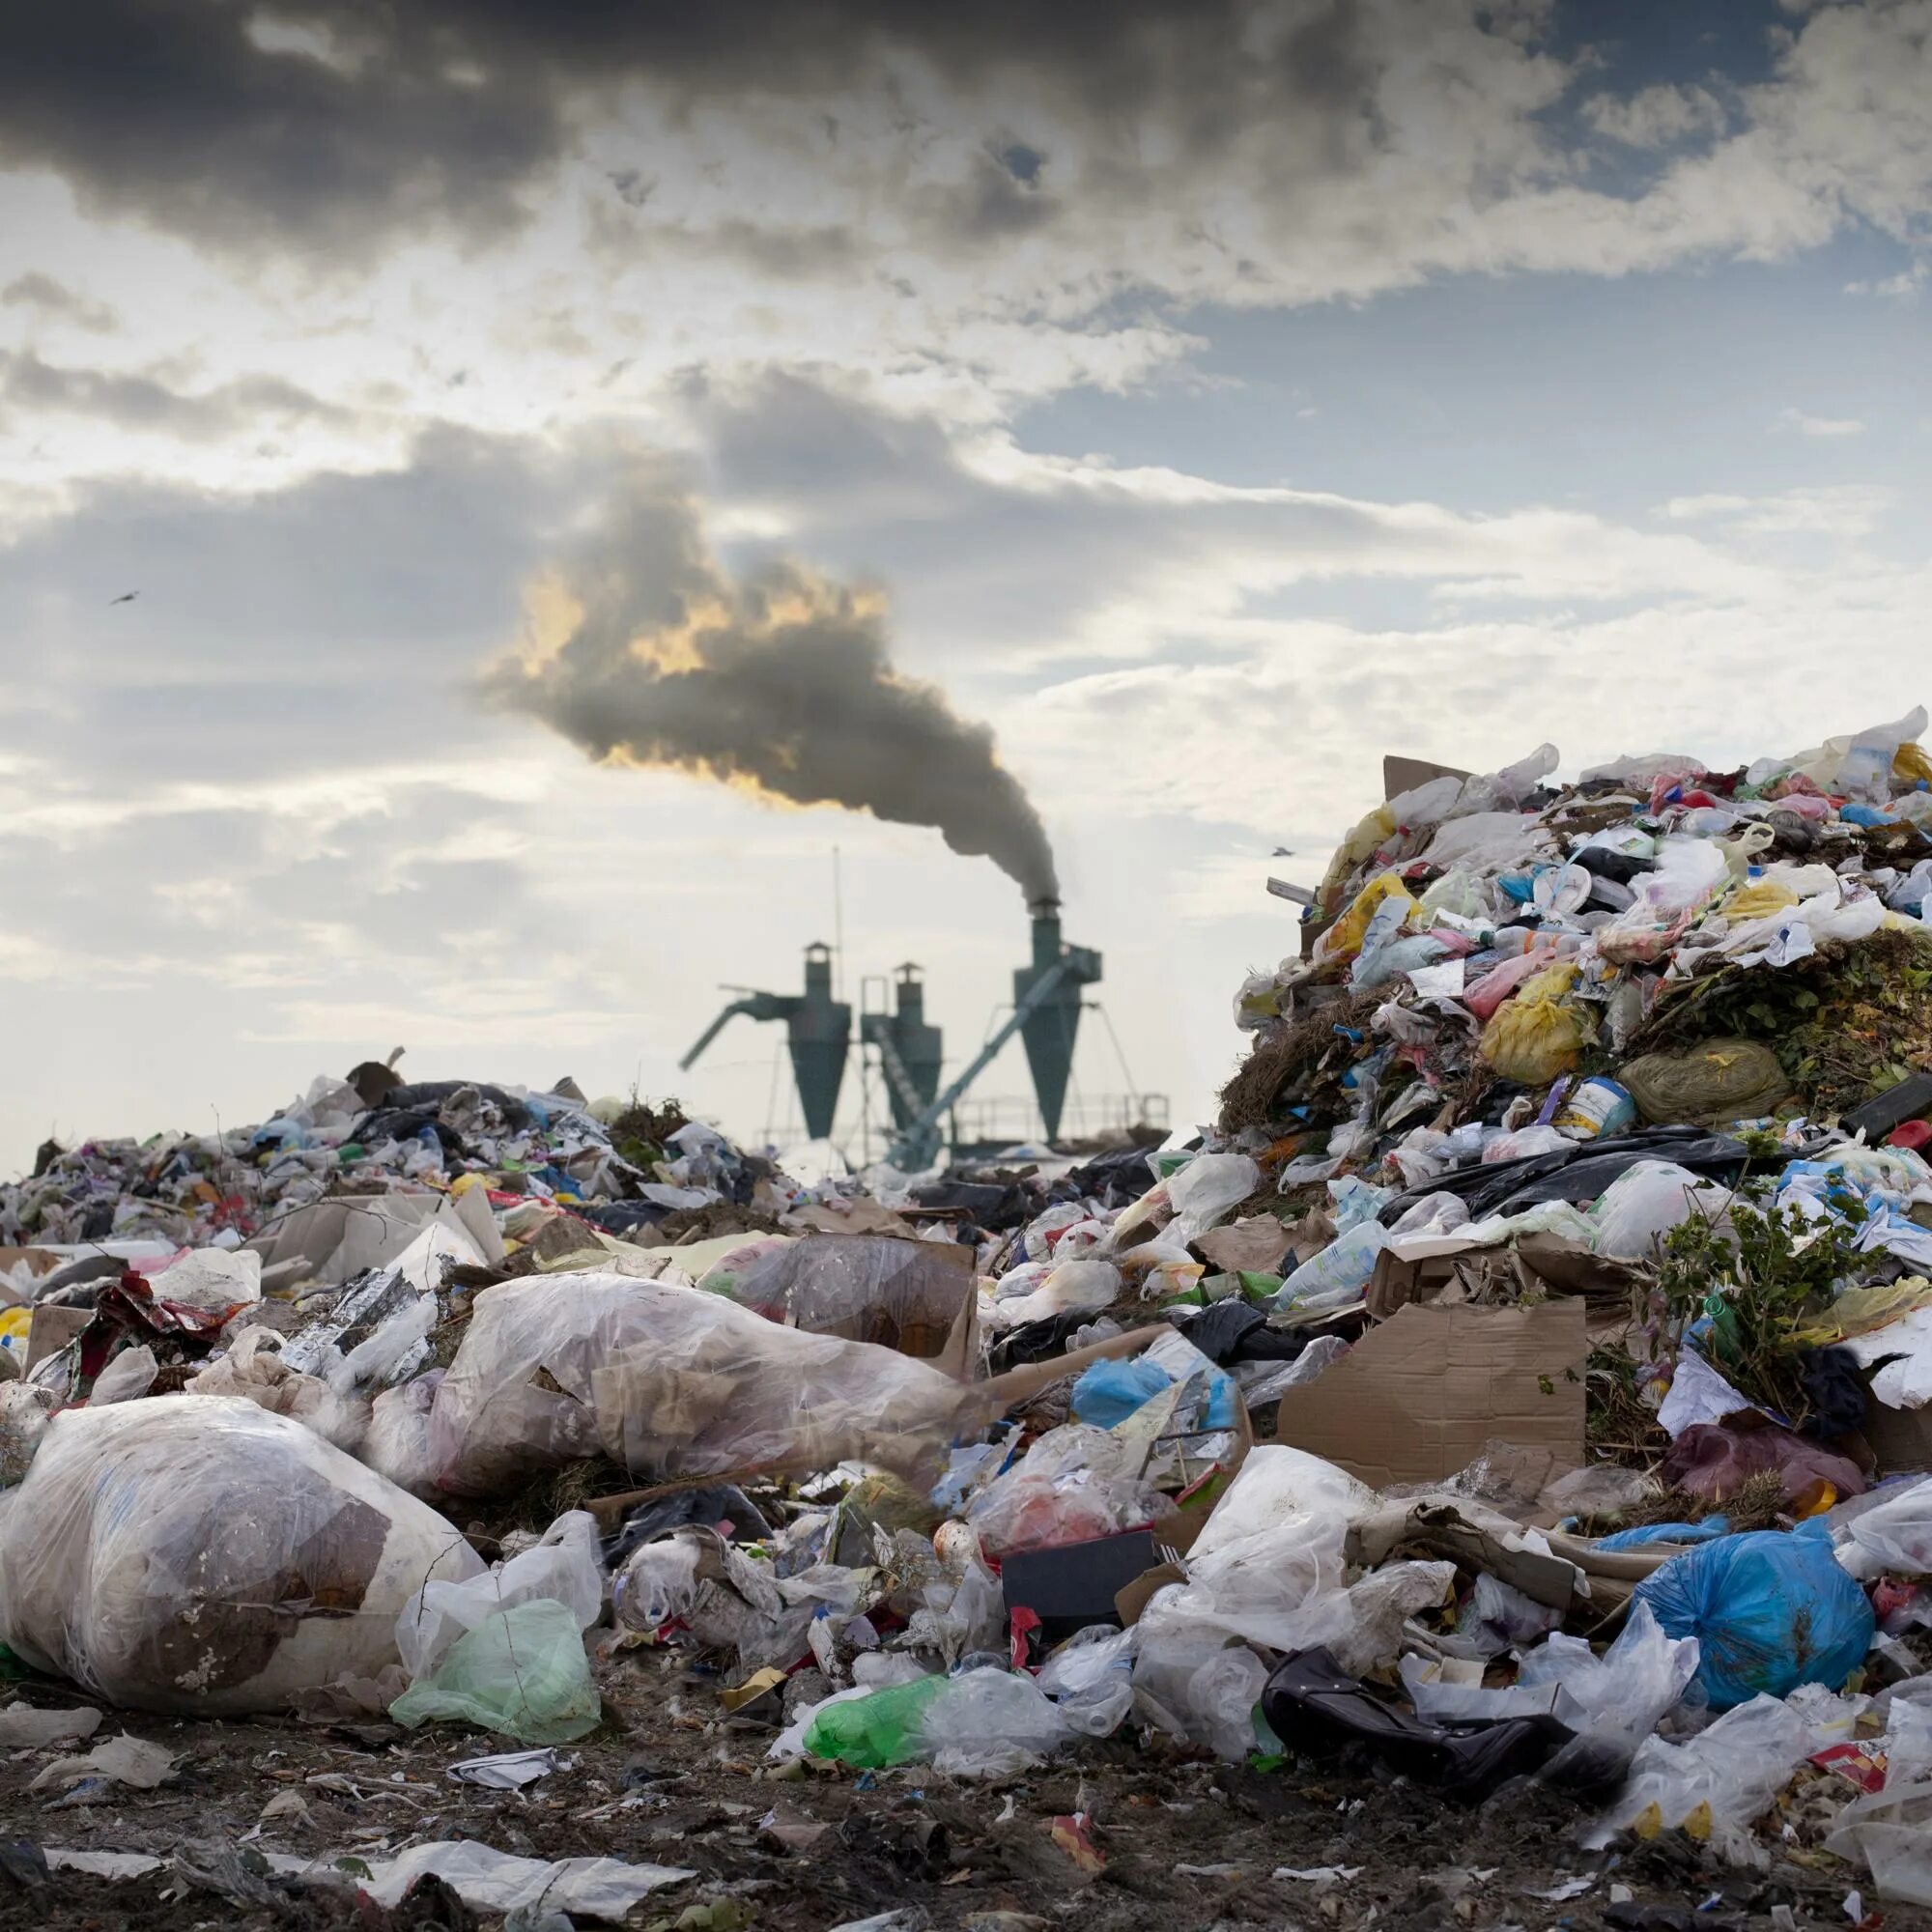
[1,0,1928,1170]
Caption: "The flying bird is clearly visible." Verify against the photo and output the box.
[109,591,138,606]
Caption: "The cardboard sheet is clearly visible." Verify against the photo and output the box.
[1274,1300,1585,1489]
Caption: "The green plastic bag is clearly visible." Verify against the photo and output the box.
[389,1598,599,1744]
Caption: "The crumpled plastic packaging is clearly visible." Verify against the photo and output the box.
[1586,1691,1816,1866]
[1131,1633,1269,1761]
[187,1326,367,1450]
[0,1394,479,1714]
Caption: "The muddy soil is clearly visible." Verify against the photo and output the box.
[1,1648,1919,1932]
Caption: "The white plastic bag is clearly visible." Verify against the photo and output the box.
[1135,1447,1371,1657]
[396,1509,603,1680]
[1167,1154,1261,1243]
[1591,1161,1730,1261]
[1834,1474,1932,1580]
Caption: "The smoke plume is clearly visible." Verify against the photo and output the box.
[483,478,1059,904]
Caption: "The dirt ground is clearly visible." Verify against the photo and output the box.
[3,1645,1924,1932]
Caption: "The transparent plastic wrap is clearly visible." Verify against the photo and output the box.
[705,1234,974,1360]
[359,1373,443,1497]
[1131,1634,1268,1761]
[1037,1624,1138,1737]
[1586,1692,1813,1865]
[611,1523,874,1668]
[965,1424,1164,1558]
[0,1394,479,1715]
[1134,1446,1373,1656]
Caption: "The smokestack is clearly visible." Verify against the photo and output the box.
[483,477,1059,903]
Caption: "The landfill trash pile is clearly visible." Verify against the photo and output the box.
[8,717,1932,1927]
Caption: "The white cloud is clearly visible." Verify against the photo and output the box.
[1777,406,1867,437]
[1583,83,1729,148]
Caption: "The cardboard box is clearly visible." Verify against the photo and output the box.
[1274,1300,1586,1490]
[24,1303,91,1371]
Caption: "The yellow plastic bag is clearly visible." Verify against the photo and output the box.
[1895,742,1932,786]
[1317,805,1398,914]
[1315,870,1416,965]
[1723,878,1799,923]
[1479,963,1594,1084]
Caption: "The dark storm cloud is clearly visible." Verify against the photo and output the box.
[0,0,1382,252]
[481,468,1062,904]
[0,350,350,439]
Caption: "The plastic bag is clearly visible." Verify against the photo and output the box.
[430,1273,1007,1495]
[925,1665,1072,1779]
[965,1424,1164,1557]
[1826,1702,1932,1903]
[1620,1040,1790,1127]
[1479,963,1593,1084]
[397,1510,603,1679]
[1132,1634,1268,1761]
[86,1345,158,1406]
[1071,1356,1172,1428]
[359,1373,443,1497]
[711,1234,973,1358]
[1403,1599,1695,1737]
[1588,1691,1813,1865]
[1794,706,1930,804]
[1036,1625,1138,1738]
[389,1596,598,1744]
[1632,1521,1873,1711]
[1833,1474,1932,1580]
[0,1383,56,1486]
[1590,1161,1730,1260]
[0,1395,480,1715]
[391,1510,603,1743]
[1167,1154,1261,1242]
[1271,1221,1387,1308]
[1134,1447,1370,1658]
[1314,872,1417,965]
[982,1256,1122,1331]
[799,1665,1068,1777]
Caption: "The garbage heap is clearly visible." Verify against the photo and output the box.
[5,712,1932,1916]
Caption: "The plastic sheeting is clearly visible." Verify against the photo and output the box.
[0,1395,478,1714]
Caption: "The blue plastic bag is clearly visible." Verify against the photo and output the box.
[1071,1357,1172,1428]
[1070,1357,1236,1431]
[1632,1520,1873,1711]
[1597,1516,1731,1552]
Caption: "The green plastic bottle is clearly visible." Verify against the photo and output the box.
[801,1675,947,1768]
